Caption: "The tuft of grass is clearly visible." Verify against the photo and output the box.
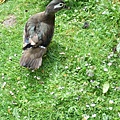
[0,0,120,119]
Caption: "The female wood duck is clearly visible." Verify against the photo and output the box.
[20,0,67,70]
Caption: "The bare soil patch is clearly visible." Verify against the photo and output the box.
[3,15,16,27]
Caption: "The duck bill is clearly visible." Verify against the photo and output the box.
[63,5,70,9]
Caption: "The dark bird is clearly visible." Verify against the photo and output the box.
[20,0,67,70]
[82,21,89,29]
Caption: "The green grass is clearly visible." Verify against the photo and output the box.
[0,0,120,119]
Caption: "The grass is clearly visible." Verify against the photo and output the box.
[0,0,120,119]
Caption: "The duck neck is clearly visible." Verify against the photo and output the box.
[44,11,55,25]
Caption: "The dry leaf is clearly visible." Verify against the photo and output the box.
[1,82,6,89]
[116,42,120,53]
[103,82,110,94]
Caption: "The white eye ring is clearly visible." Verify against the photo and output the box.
[54,3,64,9]
[59,3,64,7]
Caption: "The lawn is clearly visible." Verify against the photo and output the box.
[0,0,120,120]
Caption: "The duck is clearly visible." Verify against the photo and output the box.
[20,0,67,70]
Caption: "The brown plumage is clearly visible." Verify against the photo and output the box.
[20,0,67,70]
[20,47,47,70]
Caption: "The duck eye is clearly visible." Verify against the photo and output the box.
[59,3,64,7]
[54,3,64,9]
